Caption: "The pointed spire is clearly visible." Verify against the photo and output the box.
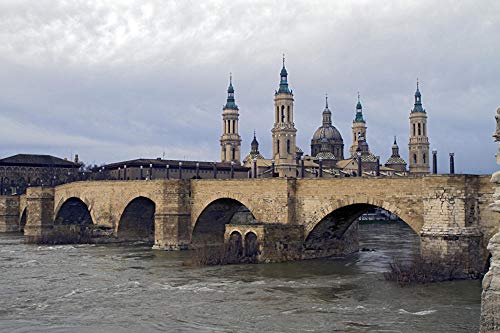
[354,92,365,123]
[251,130,259,154]
[322,93,332,126]
[391,136,401,157]
[224,73,238,110]
[277,54,291,94]
[412,78,425,113]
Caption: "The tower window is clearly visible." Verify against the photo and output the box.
[418,123,421,136]
[276,106,279,123]
[277,139,280,154]
[287,140,290,154]
[423,123,426,136]
[287,105,290,122]
[232,147,236,160]
[413,123,416,136]
[413,153,417,164]
[281,105,285,122]
[423,153,426,164]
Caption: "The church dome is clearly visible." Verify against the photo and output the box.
[312,126,343,142]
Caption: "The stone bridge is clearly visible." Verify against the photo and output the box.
[0,175,497,275]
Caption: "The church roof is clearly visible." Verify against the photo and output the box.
[0,154,79,168]
[385,156,407,166]
[312,126,343,142]
[315,151,336,160]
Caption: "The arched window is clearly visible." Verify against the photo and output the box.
[277,139,280,154]
[281,105,285,122]
[418,123,421,135]
[413,153,417,164]
[287,140,290,154]
[276,106,279,123]
[232,147,236,161]
[413,123,416,136]
[287,105,290,122]
[423,153,426,164]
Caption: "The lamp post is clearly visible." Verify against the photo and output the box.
[140,165,143,180]
[319,157,323,178]
[118,167,121,180]
[253,158,257,178]
[432,149,438,174]
[357,151,362,177]
[196,162,200,179]
[230,161,235,179]
[149,163,153,180]
[178,162,183,179]
[166,164,169,179]
[376,156,380,177]
[449,153,455,175]
[124,165,127,180]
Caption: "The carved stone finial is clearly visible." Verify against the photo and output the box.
[494,107,500,142]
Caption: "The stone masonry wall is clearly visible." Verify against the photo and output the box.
[0,195,20,232]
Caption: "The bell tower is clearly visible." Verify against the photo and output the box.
[349,93,367,156]
[408,79,430,174]
[220,74,241,164]
[271,55,297,177]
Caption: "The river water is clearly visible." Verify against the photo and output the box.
[0,222,481,333]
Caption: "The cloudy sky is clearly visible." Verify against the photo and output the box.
[0,0,498,174]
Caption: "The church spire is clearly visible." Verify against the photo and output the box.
[392,136,400,157]
[277,54,291,94]
[224,73,238,110]
[354,92,365,123]
[412,78,425,113]
[322,93,332,126]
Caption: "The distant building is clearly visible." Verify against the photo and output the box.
[96,158,250,181]
[0,154,81,194]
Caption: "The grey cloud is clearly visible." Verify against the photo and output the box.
[0,0,498,174]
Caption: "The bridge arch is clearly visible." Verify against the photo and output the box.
[54,197,94,226]
[191,198,257,247]
[117,196,156,242]
[303,201,421,259]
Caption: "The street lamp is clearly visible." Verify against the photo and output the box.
[140,165,143,180]
[196,162,200,179]
[253,158,257,178]
[230,161,235,179]
[124,165,127,180]
[149,163,153,180]
[166,164,170,179]
[356,151,362,177]
[178,162,183,179]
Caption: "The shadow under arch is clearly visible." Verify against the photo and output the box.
[54,197,93,226]
[304,203,420,259]
[191,198,256,247]
[117,196,156,243]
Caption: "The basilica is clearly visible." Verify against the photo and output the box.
[220,58,430,178]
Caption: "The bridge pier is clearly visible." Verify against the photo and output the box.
[153,213,190,250]
[0,195,20,232]
[23,187,57,243]
[421,176,488,278]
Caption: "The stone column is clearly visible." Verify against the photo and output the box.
[480,107,500,332]
[23,187,55,243]
[0,195,20,232]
